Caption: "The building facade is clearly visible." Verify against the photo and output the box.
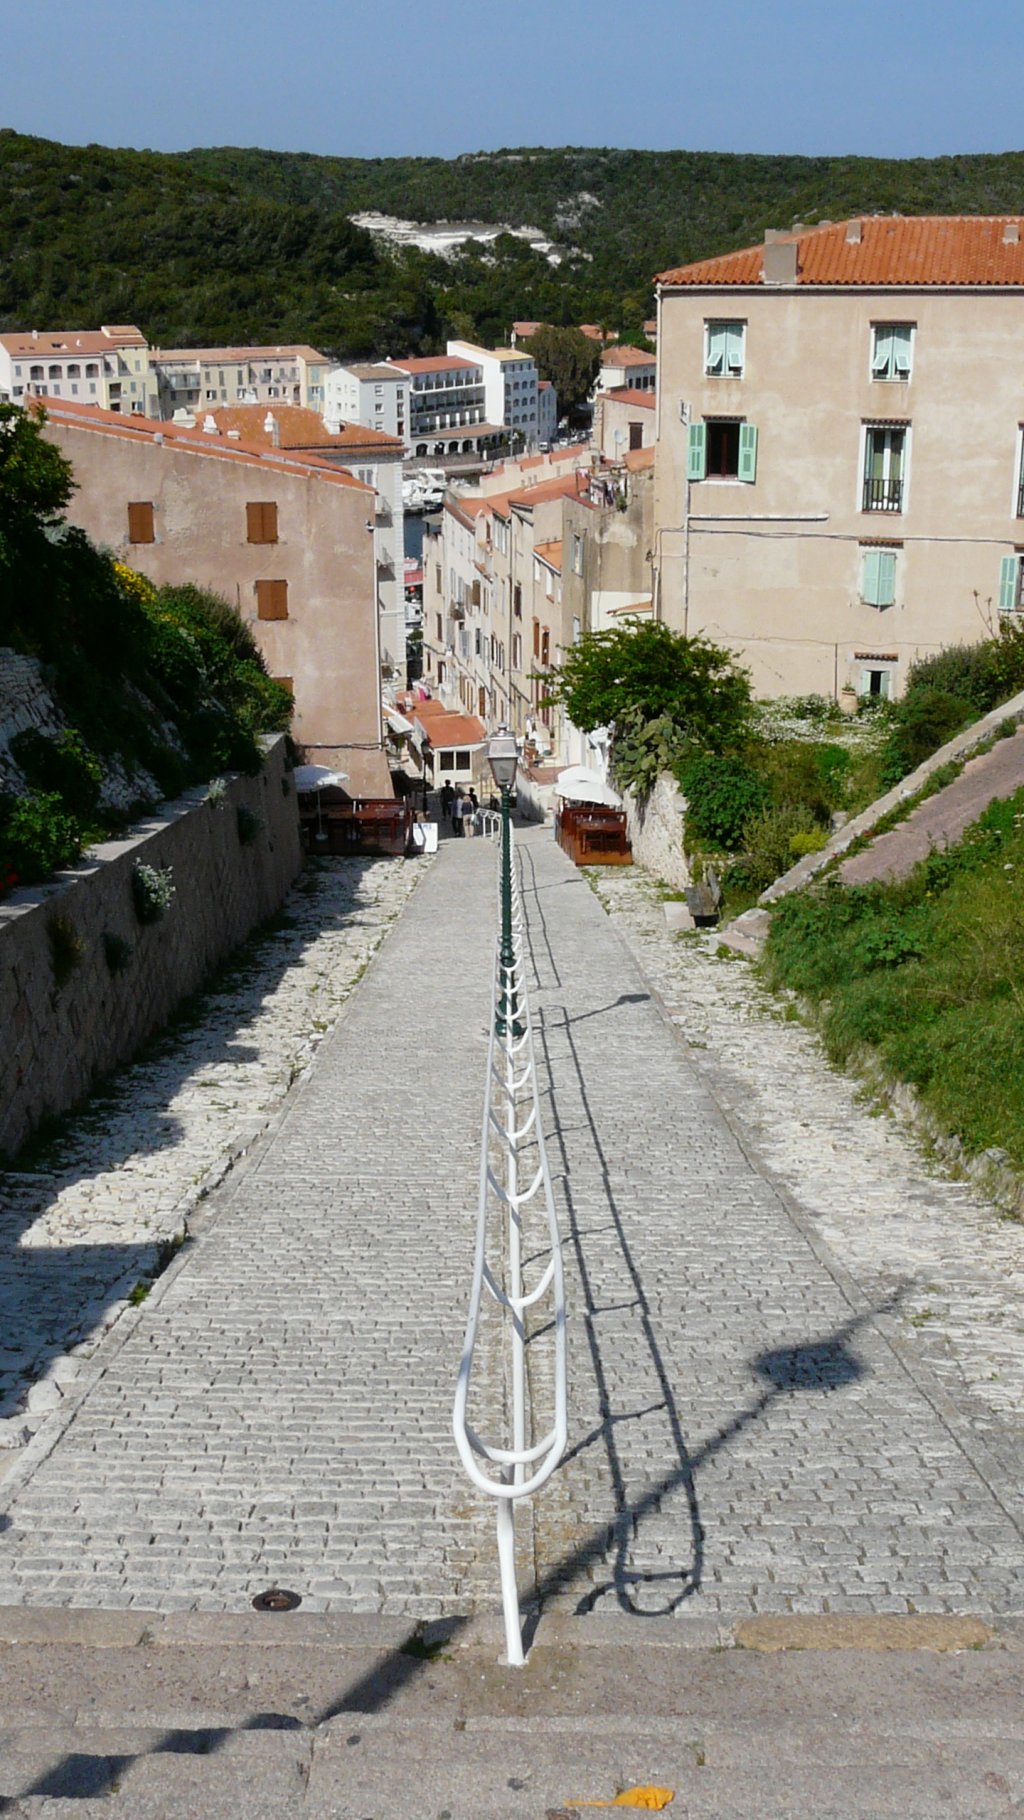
[153,345,328,418]
[0,326,157,414]
[655,215,1024,700]
[447,341,541,446]
[38,400,391,795]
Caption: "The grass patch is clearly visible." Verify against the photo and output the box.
[762,788,1024,1178]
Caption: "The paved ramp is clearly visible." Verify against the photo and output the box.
[0,828,1021,1626]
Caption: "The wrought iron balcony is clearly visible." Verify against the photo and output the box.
[862,476,903,513]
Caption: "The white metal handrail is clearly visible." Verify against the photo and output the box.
[480,809,501,840]
[452,820,567,1664]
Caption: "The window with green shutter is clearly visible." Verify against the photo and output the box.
[872,324,914,381]
[705,320,745,377]
[999,554,1022,613]
[861,546,897,607]
[687,420,707,480]
[738,423,758,484]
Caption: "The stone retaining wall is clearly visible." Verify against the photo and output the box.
[0,737,301,1160]
[622,773,691,889]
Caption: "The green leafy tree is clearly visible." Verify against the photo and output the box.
[545,618,751,749]
[522,325,601,419]
[0,404,74,556]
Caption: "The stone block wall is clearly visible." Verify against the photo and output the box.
[0,737,301,1160]
[622,774,691,889]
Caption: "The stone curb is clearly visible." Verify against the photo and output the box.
[0,1605,1018,1655]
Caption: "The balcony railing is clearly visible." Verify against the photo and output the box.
[862,476,903,513]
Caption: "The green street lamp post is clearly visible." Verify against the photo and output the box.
[487,726,521,1038]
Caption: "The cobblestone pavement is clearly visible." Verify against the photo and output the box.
[0,829,1020,1625]
[0,855,429,1461]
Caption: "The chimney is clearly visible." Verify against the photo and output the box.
[762,238,799,285]
[31,329,38,340]
[1004,222,1020,245]
[846,220,863,244]
[202,413,218,434]
[264,410,280,448]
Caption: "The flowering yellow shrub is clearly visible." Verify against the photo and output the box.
[113,560,156,604]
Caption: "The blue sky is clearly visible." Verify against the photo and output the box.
[3,0,1021,162]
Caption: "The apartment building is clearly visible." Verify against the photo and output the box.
[38,400,390,795]
[381,354,503,458]
[655,215,1024,700]
[446,341,542,445]
[421,468,599,752]
[595,387,656,460]
[325,364,407,440]
[594,345,657,397]
[0,325,157,414]
[190,404,406,681]
[154,345,328,417]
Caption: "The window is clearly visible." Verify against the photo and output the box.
[872,324,914,382]
[541,628,550,666]
[860,545,898,607]
[255,579,288,620]
[246,501,278,544]
[512,632,522,670]
[48,365,60,380]
[861,667,892,699]
[67,363,80,378]
[29,366,42,381]
[705,320,745,377]
[85,363,98,378]
[1016,432,1024,518]
[571,532,584,575]
[629,421,644,451]
[998,553,1024,614]
[688,419,757,482]
[271,675,293,699]
[863,425,906,512]
[127,501,155,544]
[532,618,540,658]
[513,583,522,618]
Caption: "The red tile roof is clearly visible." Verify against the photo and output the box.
[658,216,1024,288]
[603,386,656,407]
[601,346,656,367]
[534,540,562,571]
[199,404,401,452]
[386,355,479,375]
[34,398,371,489]
[624,446,655,472]
[414,707,487,748]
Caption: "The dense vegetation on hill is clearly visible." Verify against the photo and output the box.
[4,129,1024,354]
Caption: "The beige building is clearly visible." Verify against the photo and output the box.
[0,325,158,415]
[183,404,407,683]
[655,215,1024,701]
[153,344,328,418]
[39,400,391,796]
[595,387,656,461]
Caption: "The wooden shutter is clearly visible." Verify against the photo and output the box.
[861,548,883,605]
[738,422,758,483]
[999,554,1019,611]
[629,421,644,450]
[127,501,154,543]
[877,549,897,605]
[271,675,293,698]
[256,579,288,620]
[247,501,278,543]
[687,421,707,481]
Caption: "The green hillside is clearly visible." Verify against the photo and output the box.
[3,129,1024,354]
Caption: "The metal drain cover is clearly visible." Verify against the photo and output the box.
[251,1587,302,1612]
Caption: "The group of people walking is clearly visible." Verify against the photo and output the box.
[439,781,480,837]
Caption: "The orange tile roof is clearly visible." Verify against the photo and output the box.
[601,346,657,367]
[414,708,487,748]
[154,342,326,362]
[658,215,1024,287]
[386,355,479,374]
[199,404,401,452]
[603,386,656,407]
[534,540,562,571]
[624,445,655,472]
[1,326,147,356]
[34,398,371,489]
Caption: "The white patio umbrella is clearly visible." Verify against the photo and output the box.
[292,766,349,840]
[293,765,348,792]
[554,765,622,808]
